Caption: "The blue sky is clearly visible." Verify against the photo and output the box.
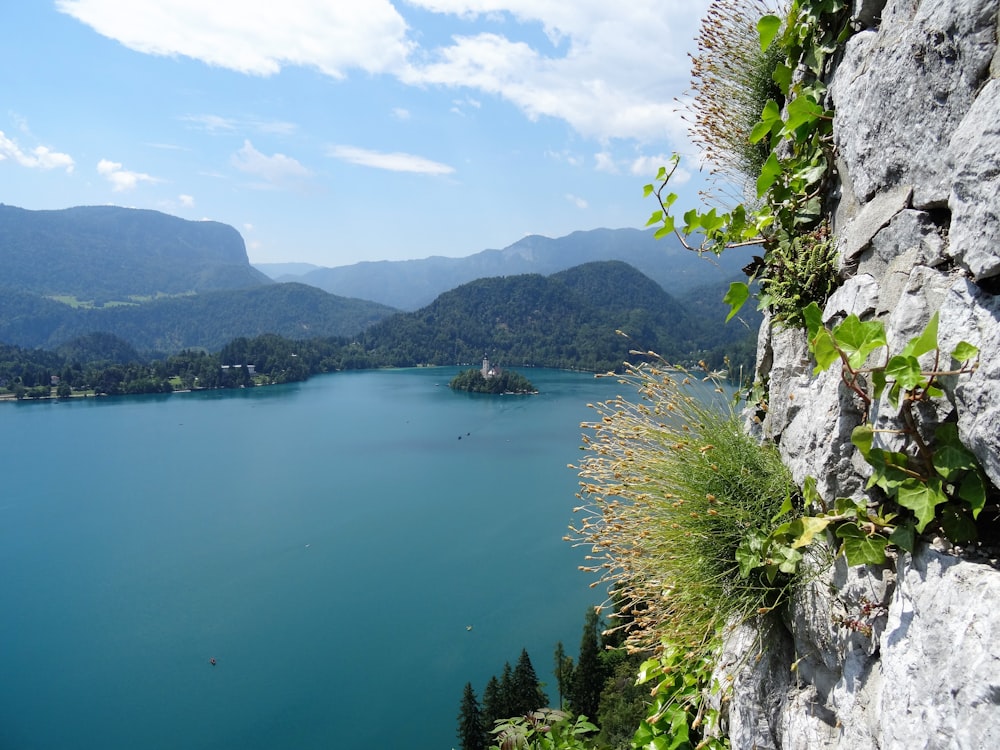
[1,1,715,266]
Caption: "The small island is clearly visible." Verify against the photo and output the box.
[449,356,537,395]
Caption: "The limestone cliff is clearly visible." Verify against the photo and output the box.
[719,1,1000,746]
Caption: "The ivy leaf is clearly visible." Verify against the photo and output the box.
[789,516,832,548]
[932,423,977,482]
[897,477,947,533]
[836,523,889,566]
[723,282,750,323]
[951,340,979,364]
[782,96,825,136]
[888,522,915,552]
[832,315,887,370]
[803,302,824,341]
[851,424,874,460]
[645,210,663,226]
[757,14,782,51]
[653,217,676,239]
[810,328,839,374]
[885,354,924,395]
[900,312,939,359]
[940,505,978,544]
[756,152,783,198]
[959,469,987,519]
[771,63,793,94]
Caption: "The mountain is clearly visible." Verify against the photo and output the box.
[357,260,753,373]
[253,262,322,280]
[0,204,271,300]
[289,227,758,311]
[0,282,397,353]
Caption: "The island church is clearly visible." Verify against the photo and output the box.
[481,355,501,379]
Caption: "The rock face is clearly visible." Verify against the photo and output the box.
[719,1,1000,746]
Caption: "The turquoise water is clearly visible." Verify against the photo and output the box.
[0,368,621,750]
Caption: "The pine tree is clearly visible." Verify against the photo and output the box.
[481,675,502,736]
[498,662,516,718]
[457,682,486,750]
[554,641,575,710]
[568,608,606,719]
[512,649,548,715]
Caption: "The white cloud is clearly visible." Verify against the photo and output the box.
[57,0,709,145]
[328,145,455,175]
[565,193,588,209]
[178,193,195,207]
[56,0,413,77]
[392,107,411,120]
[0,130,75,172]
[179,114,296,135]
[96,158,159,190]
[230,140,311,187]
[594,151,617,173]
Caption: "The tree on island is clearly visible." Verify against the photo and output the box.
[449,368,536,394]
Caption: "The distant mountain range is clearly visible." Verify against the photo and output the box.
[0,204,758,368]
[254,227,759,311]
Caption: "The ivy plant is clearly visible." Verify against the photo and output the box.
[741,304,985,569]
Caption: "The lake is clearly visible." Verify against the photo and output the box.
[0,367,623,750]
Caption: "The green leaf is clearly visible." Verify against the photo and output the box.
[831,315,887,370]
[851,424,874,460]
[782,95,825,135]
[932,424,977,482]
[757,14,782,51]
[885,354,924,394]
[643,183,654,198]
[723,282,750,323]
[771,63,793,93]
[789,516,832,548]
[900,312,939,359]
[940,505,978,544]
[897,477,947,533]
[951,340,979,363]
[803,302,824,341]
[810,328,839,373]
[756,152,782,198]
[646,210,663,227]
[653,221,675,240]
[836,523,889,566]
[959,469,987,519]
[888,522,915,552]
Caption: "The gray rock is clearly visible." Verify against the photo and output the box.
[878,546,1000,749]
[938,278,1000,487]
[864,209,947,314]
[831,0,999,206]
[947,79,1000,280]
[837,183,912,268]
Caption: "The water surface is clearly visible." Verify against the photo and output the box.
[0,368,620,749]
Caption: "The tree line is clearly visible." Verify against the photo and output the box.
[457,609,650,750]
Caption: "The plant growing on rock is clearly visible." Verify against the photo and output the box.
[568,356,797,745]
[746,305,990,569]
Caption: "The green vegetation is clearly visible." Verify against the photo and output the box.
[745,305,993,569]
[0,204,268,301]
[689,0,786,187]
[646,0,852,329]
[450,368,536,394]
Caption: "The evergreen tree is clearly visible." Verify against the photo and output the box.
[457,682,486,750]
[512,649,547,715]
[553,641,575,710]
[481,675,502,737]
[498,662,516,718]
[568,608,606,719]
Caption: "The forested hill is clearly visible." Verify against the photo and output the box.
[270,227,758,311]
[0,283,397,353]
[0,204,271,300]
[358,260,753,373]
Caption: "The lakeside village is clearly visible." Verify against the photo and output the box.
[448,355,537,395]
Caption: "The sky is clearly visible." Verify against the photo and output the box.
[0,0,716,267]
